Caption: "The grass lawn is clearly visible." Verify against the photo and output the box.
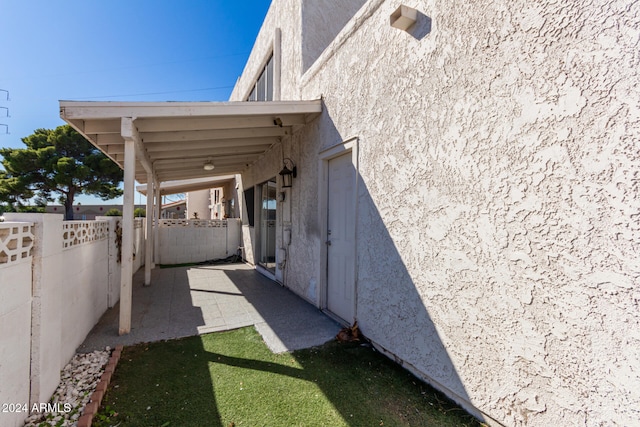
[95,327,481,427]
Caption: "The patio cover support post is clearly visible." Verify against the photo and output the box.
[119,117,137,335]
[154,181,161,265]
[144,173,154,285]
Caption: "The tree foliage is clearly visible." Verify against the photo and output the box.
[104,208,122,217]
[0,125,123,219]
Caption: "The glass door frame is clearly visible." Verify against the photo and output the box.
[257,178,277,273]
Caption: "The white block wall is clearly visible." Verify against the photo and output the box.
[133,218,145,273]
[1,213,116,411]
[0,222,33,427]
[158,219,241,265]
[96,216,122,307]
[58,233,109,366]
[94,216,146,307]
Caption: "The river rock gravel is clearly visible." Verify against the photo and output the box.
[23,349,110,427]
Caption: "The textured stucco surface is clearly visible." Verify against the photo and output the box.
[232,1,640,425]
[300,0,367,72]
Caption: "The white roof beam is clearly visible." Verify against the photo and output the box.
[158,168,243,181]
[154,156,259,170]
[148,145,271,160]
[60,100,322,119]
[105,145,124,155]
[94,133,124,144]
[84,119,121,134]
[136,114,307,133]
[145,138,278,152]
[142,126,288,143]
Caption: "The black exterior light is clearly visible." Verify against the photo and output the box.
[279,158,297,188]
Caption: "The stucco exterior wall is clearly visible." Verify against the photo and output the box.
[231,0,302,101]
[232,0,639,425]
[300,0,367,73]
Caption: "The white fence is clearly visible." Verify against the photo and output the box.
[0,221,34,427]
[157,218,241,265]
[0,214,146,427]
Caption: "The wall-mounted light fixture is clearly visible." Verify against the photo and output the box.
[390,5,418,31]
[279,158,297,188]
[203,158,215,171]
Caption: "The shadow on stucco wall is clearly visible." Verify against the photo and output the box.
[408,11,432,41]
[286,108,485,422]
[355,177,483,419]
[352,139,483,422]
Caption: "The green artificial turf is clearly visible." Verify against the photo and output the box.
[94,327,482,427]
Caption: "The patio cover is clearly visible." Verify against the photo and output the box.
[59,100,322,183]
[59,99,322,335]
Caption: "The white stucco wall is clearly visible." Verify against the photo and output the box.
[157,219,241,265]
[232,1,639,425]
[300,0,367,72]
[0,222,33,427]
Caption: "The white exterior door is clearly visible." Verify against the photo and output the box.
[326,152,356,323]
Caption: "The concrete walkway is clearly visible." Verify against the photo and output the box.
[79,263,341,354]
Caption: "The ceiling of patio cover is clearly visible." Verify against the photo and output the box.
[135,175,237,196]
[59,100,322,184]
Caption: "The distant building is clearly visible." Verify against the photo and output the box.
[160,199,186,219]
[186,178,238,220]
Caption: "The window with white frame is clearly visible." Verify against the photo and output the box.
[246,54,274,101]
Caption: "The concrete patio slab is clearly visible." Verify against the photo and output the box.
[78,263,341,354]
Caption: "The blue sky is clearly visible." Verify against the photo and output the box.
[0,0,272,204]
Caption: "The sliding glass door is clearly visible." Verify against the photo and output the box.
[259,179,277,272]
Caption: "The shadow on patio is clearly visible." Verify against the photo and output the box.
[79,263,340,353]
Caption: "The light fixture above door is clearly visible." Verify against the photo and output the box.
[279,158,297,188]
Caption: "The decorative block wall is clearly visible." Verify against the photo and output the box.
[0,222,34,265]
[62,221,108,249]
